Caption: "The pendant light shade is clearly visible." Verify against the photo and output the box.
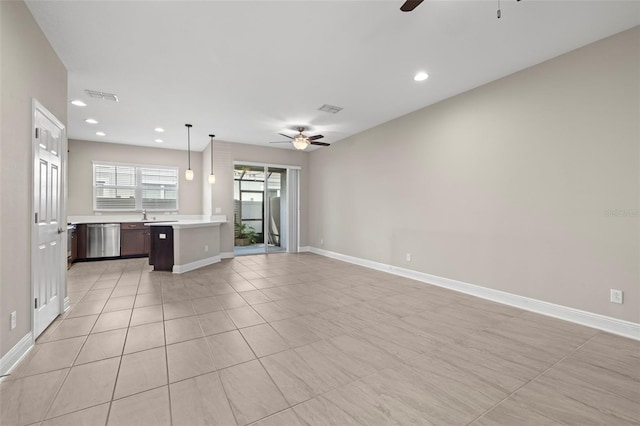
[185,124,193,180]
[208,134,216,184]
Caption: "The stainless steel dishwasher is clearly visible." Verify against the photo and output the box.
[87,223,121,258]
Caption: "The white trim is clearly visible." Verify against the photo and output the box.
[299,246,311,252]
[220,252,235,259]
[172,255,221,274]
[309,247,640,341]
[64,296,70,312]
[0,333,34,379]
[233,160,301,170]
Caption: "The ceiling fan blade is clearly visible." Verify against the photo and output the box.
[310,141,330,146]
[278,133,294,139]
[308,134,324,141]
[269,141,290,144]
[400,0,424,12]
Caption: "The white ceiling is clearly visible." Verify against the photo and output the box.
[26,0,639,152]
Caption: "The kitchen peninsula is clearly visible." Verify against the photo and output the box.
[146,217,226,273]
[67,215,227,273]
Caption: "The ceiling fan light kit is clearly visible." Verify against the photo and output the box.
[292,134,310,150]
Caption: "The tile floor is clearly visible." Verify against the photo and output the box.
[1,253,638,426]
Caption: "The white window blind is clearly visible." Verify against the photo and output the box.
[93,162,179,211]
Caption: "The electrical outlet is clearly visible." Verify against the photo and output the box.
[406,253,411,262]
[205,245,209,252]
[215,207,221,213]
[320,239,324,245]
[610,289,623,304]
[10,311,16,330]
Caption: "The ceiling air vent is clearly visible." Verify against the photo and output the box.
[85,89,119,102]
[318,104,343,114]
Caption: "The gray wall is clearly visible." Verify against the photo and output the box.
[308,27,639,323]
[68,139,203,216]
[1,1,68,358]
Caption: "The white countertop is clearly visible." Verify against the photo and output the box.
[68,214,227,225]
[145,219,226,229]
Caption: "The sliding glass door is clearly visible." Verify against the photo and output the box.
[234,163,297,255]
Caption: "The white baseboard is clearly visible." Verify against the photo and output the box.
[0,332,34,379]
[64,296,70,312]
[309,247,640,341]
[173,255,221,274]
[220,252,235,259]
[298,246,311,253]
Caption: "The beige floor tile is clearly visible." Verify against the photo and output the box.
[80,289,113,303]
[103,295,135,313]
[129,304,163,326]
[92,310,132,333]
[165,315,204,344]
[46,315,98,341]
[294,340,370,387]
[239,289,271,305]
[269,318,322,348]
[163,300,195,320]
[14,336,84,378]
[75,328,127,365]
[134,292,163,308]
[240,324,289,358]
[198,311,236,336]
[66,299,107,318]
[217,293,249,309]
[111,285,138,298]
[113,347,167,399]
[250,409,304,426]
[226,306,265,328]
[293,396,362,426]
[0,369,68,426]
[41,403,109,426]
[170,372,236,425]
[219,360,289,425]
[252,302,298,322]
[191,296,224,315]
[166,338,215,383]
[262,349,333,405]
[47,358,119,419]
[206,330,256,370]
[123,321,165,354]
[108,386,170,426]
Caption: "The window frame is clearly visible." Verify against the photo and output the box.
[92,161,180,212]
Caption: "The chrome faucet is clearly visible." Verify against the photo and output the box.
[141,209,147,221]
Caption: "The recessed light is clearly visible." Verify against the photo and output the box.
[70,100,87,107]
[154,127,165,133]
[414,72,429,82]
[85,118,98,124]
[155,139,163,143]
[96,131,106,136]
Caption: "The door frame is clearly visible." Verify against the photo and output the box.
[233,161,300,254]
[31,99,68,341]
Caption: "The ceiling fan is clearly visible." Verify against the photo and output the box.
[270,127,330,151]
[400,0,424,12]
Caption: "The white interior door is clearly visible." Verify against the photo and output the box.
[32,100,66,338]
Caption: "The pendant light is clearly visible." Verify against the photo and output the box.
[208,134,216,184]
[185,124,193,181]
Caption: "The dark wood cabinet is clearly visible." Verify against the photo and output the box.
[149,226,173,271]
[75,224,87,260]
[121,222,150,257]
[70,227,78,262]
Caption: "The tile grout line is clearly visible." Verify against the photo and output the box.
[466,331,602,425]
[104,268,141,426]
